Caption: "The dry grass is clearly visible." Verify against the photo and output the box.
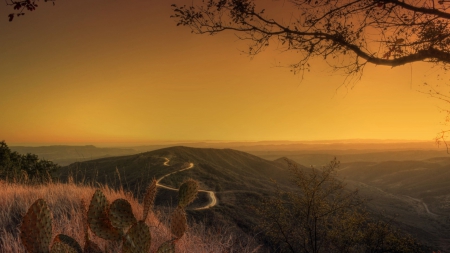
[0,179,262,253]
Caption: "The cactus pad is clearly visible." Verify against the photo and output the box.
[50,234,82,253]
[87,189,122,241]
[108,198,137,229]
[156,240,176,253]
[80,199,89,242]
[142,178,157,222]
[170,207,187,239]
[177,179,199,208]
[84,239,103,253]
[122,221,151,253]
[50,242,78,253]
[20,198,53,253]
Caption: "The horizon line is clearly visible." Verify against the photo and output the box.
[6,138,436,147]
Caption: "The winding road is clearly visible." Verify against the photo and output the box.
[163,157,170,166]
[350,180,439,217]
[156,157,218,210]
[403,195,439,217]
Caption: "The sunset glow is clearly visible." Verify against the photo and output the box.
[1,0,447,145]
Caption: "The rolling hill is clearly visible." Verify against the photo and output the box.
[59,146,302,246]
[60,146,297,192]
[57,146,450,251]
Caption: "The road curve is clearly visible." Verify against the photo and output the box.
[195,191,217,210]
[156,162,194,185]
[156,158,218,210]
[163,157,170,166]
[403,195,439,217]
[349,180,439,217]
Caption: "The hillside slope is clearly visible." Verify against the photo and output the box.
[59,146,301,244]
[338,159,450,251]
[60,146,296,193]
[59,146,447,251]
[338,158,450,214]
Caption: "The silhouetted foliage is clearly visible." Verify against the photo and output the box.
[254,159,427,253]
[0,141,59,183]
[6,0,56,22]
[172,0,450,77]
[171,0,450,148]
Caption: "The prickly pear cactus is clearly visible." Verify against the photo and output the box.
[84,240,103,253]
[87,190,122,241]
[142,178,157,221]
[122,221,151,253]
[156,240,176,253]
[50,234,82,253]
[20,198,53,253]
[170,207,187,239]
[108,198,137,229]
[20,175,200,253]
[80,199,89,239]
[177,179,199,208]
[51,242,77,253]
[80,199,103,253]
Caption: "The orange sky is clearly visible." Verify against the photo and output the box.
[0,0,448,145]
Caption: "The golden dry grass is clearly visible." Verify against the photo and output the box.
[0,179,261,253]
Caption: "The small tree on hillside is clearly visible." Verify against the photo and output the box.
[255,159,425,253]
[0,141,60,183]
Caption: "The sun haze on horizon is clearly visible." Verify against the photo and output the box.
[0,0,447,145]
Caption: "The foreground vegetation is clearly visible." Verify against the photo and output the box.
[0,179,260,252]
[0,142,436,252]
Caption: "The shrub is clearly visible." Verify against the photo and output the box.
[0,141,59,184]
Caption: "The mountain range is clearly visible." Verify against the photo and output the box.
[17,145,450,251]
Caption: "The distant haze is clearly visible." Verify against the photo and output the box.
[7,139,437,148]
[1,0,447,143]
[9,139,446,166]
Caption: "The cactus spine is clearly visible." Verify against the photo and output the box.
[108,198,137,229]
[177,179,199,208]
[170,207,187,239]
[156,240,176,253]
[122,221,151,253]
[20,198,53,253]
[81,199,102,253]
[83,240,103,253]
[142,178,157,222]
[50,234,82,253]
[87,190,122,241]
